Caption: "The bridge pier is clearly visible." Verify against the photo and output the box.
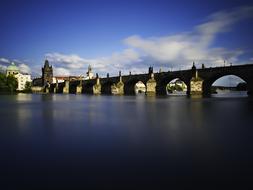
[54,80,58,93]
[111,73,124,95]
[45,87,50,93]
[247,82,253,97]
[53,87,57,93]
[146,73,156,96]
[190,70,203,95]
[93,77,101,95]
[63,80,69,94]
[76,80,83,94]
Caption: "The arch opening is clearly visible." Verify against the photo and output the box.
[134,81,146,95]
[101,81,114,95]
[211,75,248,97]
[166,78,187,95]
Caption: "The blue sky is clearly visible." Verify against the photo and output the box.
[0,0,253,85]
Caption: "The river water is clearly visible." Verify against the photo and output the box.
[0,94,253,189]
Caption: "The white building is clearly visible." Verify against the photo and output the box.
[6,62,32,91]
[6,62,19,76]
[84,65,94,80]
[16,73,32,91]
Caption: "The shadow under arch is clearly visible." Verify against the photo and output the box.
[83,82,95,94]
[69,81,80,94]
[101,81,114,95]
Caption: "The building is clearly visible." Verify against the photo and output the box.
[15,73,32,91]
[32,60,93,92]
[52,76,84,84]
[6,62,19,76]
[42,60,53,86]
[6,62,32,91]
[32,60,53,87]
[84,65,94,80]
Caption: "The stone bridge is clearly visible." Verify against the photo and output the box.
[48,63,253,96]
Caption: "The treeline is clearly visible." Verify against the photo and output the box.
[0,73,18,94]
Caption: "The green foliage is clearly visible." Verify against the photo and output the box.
[7,75,18,92]
[23,81,32,93]
[167,84,184,93]
[0,73,18,93]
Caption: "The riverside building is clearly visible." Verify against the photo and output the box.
[6,62,32,91]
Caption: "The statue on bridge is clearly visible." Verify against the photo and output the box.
[148,66,153,74]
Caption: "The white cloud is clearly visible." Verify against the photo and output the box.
[3,6,253,77]
[0,57,32,75]
[124,6,253,69]
[18,63,31,74]
[45,49,142,77]
[44,6,253,76]
[0,58,10,72]
[0,58,10,64]
[54,67,71,76]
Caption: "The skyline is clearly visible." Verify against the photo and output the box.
[0,0,253,87]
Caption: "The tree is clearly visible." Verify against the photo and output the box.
[0,73,18,93]
[23,81,32,93]
[0,73,8,92]
[6,75,18,93]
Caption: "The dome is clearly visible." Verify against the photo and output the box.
[7,62,19,72]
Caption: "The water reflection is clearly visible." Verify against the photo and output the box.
[212,91,248,98]
[0,94,253,188]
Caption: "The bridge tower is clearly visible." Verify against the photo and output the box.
[42,60,53,86]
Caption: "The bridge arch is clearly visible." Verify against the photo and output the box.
[124,78,147,95]
[166,78,188,95]
[69,81,79,94]
[203,73,250,96]
[135,81,146,94]
[156,76,190,95]
[83,81,95,94]
[101,80,114,95]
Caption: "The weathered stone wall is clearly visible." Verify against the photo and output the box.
[43,64,253,97]
[31,86,44,93]
[93,78,101,95]
[111,77,124,95]
[76,85,82,94]
[63,81,69,94]
[146,73,156,95]
[190,79,203,95]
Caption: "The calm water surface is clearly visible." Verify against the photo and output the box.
[0,94,253,189]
